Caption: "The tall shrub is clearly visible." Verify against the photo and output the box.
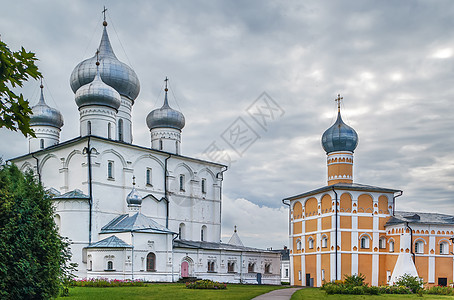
[0,164,74,299]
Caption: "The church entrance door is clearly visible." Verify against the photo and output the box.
[181,261,189,277]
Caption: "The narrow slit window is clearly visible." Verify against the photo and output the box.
[179,175,185,191]
[146,168,152,186]
[40,139,44,149]
[118,119,123,142]
[108,161,114,179]
[201,178,206,194]
[87,121,91,135]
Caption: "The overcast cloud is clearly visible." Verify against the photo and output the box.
[1,0,453,249]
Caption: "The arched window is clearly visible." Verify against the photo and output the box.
[146,168,152,186]
[415,240,424,254]
[308,237,314,249]
[379,237,386,249]
[265,263,271,274]
[321,236,328,248]
[201,225,207,241]
[179,223,185,239]
[360,235,370,249]
[179,175,185,191]
[440,242,448,254]
[296,239,302,250]
[107,260,114,270]
[248,262,255,273]
[87,121,92,135]
[118,119,123,141]
[207,261,215,272]
[228,262,235,273]
[389,240,395,252]
[107,161,114,179]
[108,123,112,139]
[146,253,156,271]
[40,139,44,149]
[201,178,206,194]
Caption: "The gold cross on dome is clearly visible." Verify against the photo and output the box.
[335,94,343,112]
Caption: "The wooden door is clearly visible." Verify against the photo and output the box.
[181,261,189,277]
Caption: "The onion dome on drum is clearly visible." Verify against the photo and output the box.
[126,177,142,206]
[75,64,121,111]
[70,21,140,101]
[321,97,358,154]
[146,80,185,131]
[30,83,64,129]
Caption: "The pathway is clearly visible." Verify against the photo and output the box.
[252,287,301,300]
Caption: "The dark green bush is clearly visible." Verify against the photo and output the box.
[394,273,424,293]
[426,286,454,295]
[186,279,226,290]
[344,273,366,287]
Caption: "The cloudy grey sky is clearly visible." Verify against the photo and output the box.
[1,0,453,249]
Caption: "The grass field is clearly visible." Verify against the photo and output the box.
[58,283,286,300]
[291,288,454,300]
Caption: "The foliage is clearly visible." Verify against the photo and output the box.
[343,273,366,287]
[70,278,146,288]
[0,40,41,137]
[0,164,74,299]
[425,285,454,295]
[186,279,227,290]
[394,273,424,293]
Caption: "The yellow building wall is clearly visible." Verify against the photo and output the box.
[321,253,331,283]
[435,257,453,284]
[305,197,317,217]
[306,255,316,286]
[415,256,429,283]
[358,254,373,285]
[340,216,352,228]
[378,254,387,286]
[341,231,351,251]
[358,217,373,230]
[321,217,331,230]
[358,194,373,213]
[340,193,352,212]
[341,253,351,278]
[321,194,331,214]
[293,221,302,235]
[293,255,302,285]
[293,202,302,219]
[306,219,317,233]
[378,195,389,214]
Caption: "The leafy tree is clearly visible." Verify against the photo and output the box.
[394,273,424,293]
[0,164,75,299]
[0,40,41,137]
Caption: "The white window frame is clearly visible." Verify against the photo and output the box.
[179,174,185,191]
[389,240,395,252]
[415,240,424,254]
[360,236,370,249]
[201,178,207,194]
[308,237,314,249]
[146,168,152,186]
[379,237,386,249]
[321,236,328,248]
[296,239,302,250]
[107,161,114,180]
[440,242,448,254]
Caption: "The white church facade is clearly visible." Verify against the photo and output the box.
[10,17,280,284]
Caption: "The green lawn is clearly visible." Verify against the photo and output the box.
[291,288,454,300]
[58,283,286,300]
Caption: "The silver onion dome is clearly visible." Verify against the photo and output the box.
[146,87,185,131]
[70,23,140,101]
[322,110,358,154]
[126,181,142,206]
[30,85,64,129]
[75,67,121,110]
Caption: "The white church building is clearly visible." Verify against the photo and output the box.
[10,17,280,284]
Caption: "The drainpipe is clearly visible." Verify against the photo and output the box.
[216,166,228,241]
[131,231,135,280]
[172,233,180,282]
[332,187,338,281]
[393,191,403,216]
[31,153,41,184]
[406,222,415,263]
[164,154,171,228]
[84,137,93,245]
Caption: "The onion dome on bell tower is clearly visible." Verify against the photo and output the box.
[70,9,139,143]
[28,80,64,153]
[321,95,358,185]
[146,78,185,154]
[75,56,121,138]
